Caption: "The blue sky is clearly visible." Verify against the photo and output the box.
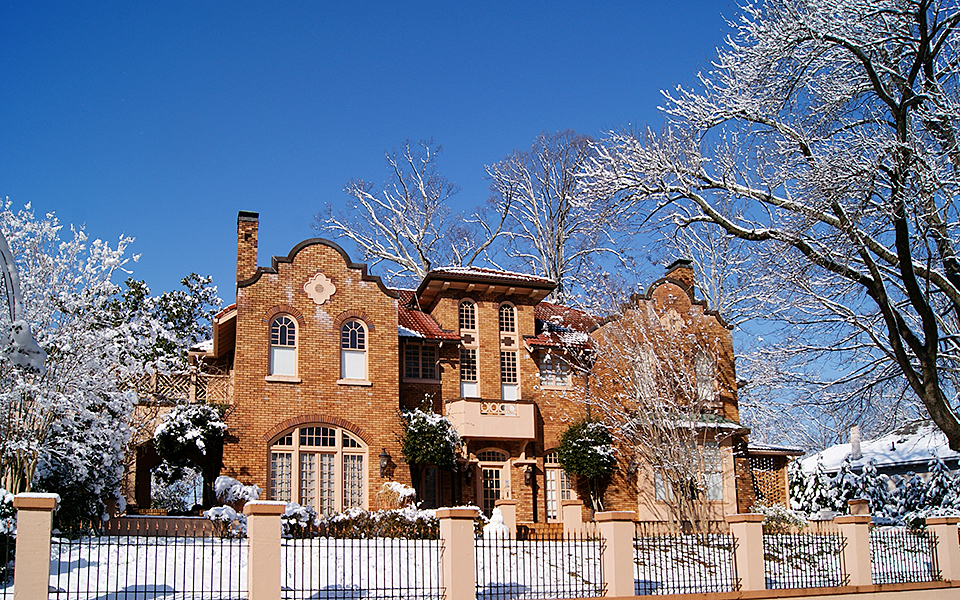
[1,1,738,301]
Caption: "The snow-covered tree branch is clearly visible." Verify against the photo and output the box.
[587,0,960,450]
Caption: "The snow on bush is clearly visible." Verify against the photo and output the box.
[377,481,416,509]
[203,505,246,538]
[155,403,226,457]
[751,501,807,533]
[281,502,318,537]
[308,505,443,539]
[214,476,261,506]
[0,488,13,536]
[399,405,461,471]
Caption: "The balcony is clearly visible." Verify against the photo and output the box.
[444,399,536,440]
[119,371,234,404]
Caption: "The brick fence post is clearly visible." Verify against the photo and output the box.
[561,500,583,537]
[927,516,960,581]
[836,514,872,586]
[438,507,478,600]
[726,513,765,591]
[243,500,286,600]
[595,510,635,597]
[494,499,517,537]
[13,493,59,600]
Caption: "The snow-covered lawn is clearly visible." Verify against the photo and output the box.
[633,534,736,595]
[764,533,846,589]
[870,527,938,584]
[475,538,604,600]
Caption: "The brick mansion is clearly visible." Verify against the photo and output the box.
[127,211,799,525]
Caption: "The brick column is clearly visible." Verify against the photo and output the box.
[596,511,635,597]
[726,513,765,591]
[244,500,286,600]
[928,516,960,581]
[13,493,58,600]
[438,507,477,600]
[836,514,872,586]
[561,500,583,537]
[494,499,517,537]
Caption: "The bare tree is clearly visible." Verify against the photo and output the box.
[316,140,508,284]
[488,131,638,302]
[587,0,960,450]
[589,292,739,528]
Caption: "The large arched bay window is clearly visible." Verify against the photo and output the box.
[269,424,367,515]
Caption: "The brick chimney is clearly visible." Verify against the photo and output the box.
[237,211,259,283]
[665,258,695,288]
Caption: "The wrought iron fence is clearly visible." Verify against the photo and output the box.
[870,527,939,584]
[633,530,738,595]
[282,535,443,600]
[0,530,12,600]
[48,530,246,599]
[763,533,847,589]
[474,531,604,600]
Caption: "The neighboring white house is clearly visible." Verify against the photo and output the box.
[801,420,959,478]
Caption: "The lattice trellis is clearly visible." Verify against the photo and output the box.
[751,455,787,504]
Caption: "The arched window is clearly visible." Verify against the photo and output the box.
[498,304,516,333]
[459,300,477,332]
[694,352,715,403]
[340,320,367,380]
[270,315,297,376]
[268,425,367,515]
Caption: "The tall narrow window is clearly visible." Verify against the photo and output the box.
[498,304,516,333]
[340,320,367,380]
[460,348,478,397]
[544,452,574,521]
[459,300,477,331]
[500,351,518,400]
[270,316,297,376]
[703,441,723,500]
[695,352,715,404]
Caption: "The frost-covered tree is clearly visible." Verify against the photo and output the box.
[557,419,616,514]
[0,202,160,524]
[315,140,509,284]
[153,403,227,507]
[859,459,894,517]
[832,457,864,513]
[923,457,955,508]
[487,131,638,302]
[587,0,960,451]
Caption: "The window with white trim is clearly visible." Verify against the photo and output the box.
[544,451,574,521]
[477,449,507,516]
[268,425,367,515]
[270,315,297,376]
[404,342,437,380]
[703,441,723,501]
[460,348,478,398]
[340,320,367,380]
[539,353,568,387]
[459,300,477,331]
[498,304,516,333]
[500,351,518,400]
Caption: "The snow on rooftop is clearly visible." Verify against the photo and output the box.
[398,325,423,338]
[190,339,214,352]
[429,266,554,284]
[802,420,958,474]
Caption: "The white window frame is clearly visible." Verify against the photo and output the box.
[268,425,368,515]
[500,351,519,401]
[339,319,369,384]
[539,352,569,388]
[268,315,299,381]
[544,451,575,521]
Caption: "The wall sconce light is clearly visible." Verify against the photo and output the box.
[523,465,533,485]
[379,448,390,478]
[465,466,473,482]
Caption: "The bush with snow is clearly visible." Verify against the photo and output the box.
[214,475,261,507]
[399,405,461,472]
[203,505,246,538]
[751,501,807,534]
[281,502,318,538]
[377,481,417,510]
[558,419,615,512]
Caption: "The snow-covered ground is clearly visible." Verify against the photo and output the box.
[633,534,736,595]
[475,538,604,600]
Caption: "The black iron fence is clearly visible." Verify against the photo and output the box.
[474,532,604,600]
[48,531,246,599]
[281,536,443,600]
[764,533,847,589]
[870,527,939,584]
[633,531,738,595]
[0,530,12,600]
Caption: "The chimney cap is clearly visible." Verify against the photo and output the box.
[238,211,259,222]
[666,258,693,272]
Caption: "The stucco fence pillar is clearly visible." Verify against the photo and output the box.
[561,499,584,537]
[726,512,766,591]
[595,510,636,598]
[244,500,286,600]
[928,516,960,581]
[438,507,478,600]
[12,493,58,600]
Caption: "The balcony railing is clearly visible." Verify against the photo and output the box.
[119,371,233,403]
[445,399,536,440]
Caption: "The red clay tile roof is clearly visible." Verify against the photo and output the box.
[395,290,460,340]
[529,302,598,350]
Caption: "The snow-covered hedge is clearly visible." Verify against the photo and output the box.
[203,505,246,538]
[155,403,227,458]
[751,501,807,533]
[558,420,616,479]
[214,475,261,506]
